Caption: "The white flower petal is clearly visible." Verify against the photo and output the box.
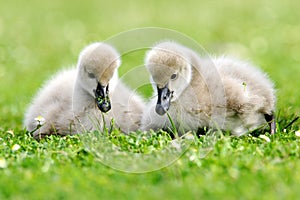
[34,116,45,125]
[34,116,45,122]
[259,135,271,142]
[7,130,14,136]
[295,130,300,137]
[0,158,7,168]
[12,144,21,151]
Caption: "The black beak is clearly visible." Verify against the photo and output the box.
[155,85,173,115]
[264,113,276,134]
[94,82,111,113]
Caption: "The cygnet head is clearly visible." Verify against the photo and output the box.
[77,42,121,113]
[145,41,192,115]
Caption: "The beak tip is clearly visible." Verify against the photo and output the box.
[155,105,167,115]
[156,85,172,116]
[98,103,111,113]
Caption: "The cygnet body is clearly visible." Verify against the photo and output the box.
[141,41,276,136]
[24,43,145,139]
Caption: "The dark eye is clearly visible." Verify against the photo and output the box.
[170,73,177,80]
[88,72,95,79]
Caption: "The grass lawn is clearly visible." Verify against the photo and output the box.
[1,0,300,199]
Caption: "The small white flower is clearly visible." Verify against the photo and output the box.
[0,158,7,168]
[7,130,14,136]
[259,135,271,142]
[295,130,300,137]
[170,140,181,151]
[183,131,194,140]
[189,154,196,161]
[11,144,21,151]
[34,116,45,125]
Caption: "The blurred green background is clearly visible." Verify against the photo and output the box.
[0,1,300,199]
[0,0,299,129]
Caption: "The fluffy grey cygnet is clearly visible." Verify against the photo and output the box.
[24,43,145,139]
[140,41,276,136]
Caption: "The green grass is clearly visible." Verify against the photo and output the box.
[1,0,300,199]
